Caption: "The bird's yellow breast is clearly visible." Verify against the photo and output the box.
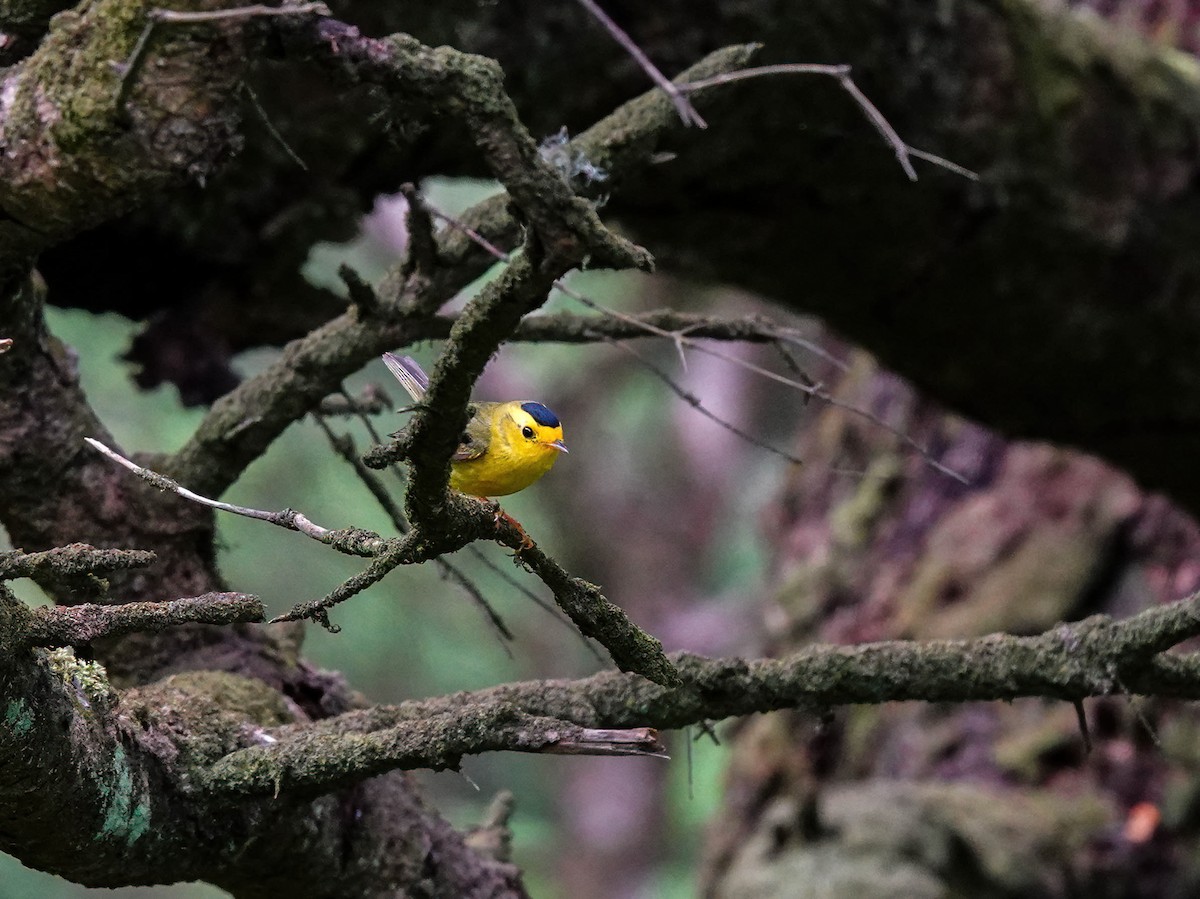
[450,402,565,497]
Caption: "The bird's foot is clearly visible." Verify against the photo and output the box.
[480,499,535,551]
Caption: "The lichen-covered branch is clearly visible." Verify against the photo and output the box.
[279,16,651,273]
[21,592,263,649]
[200,707,664,801]
[360,244,681,684]
[19,0,1200,895]
[291,591,1200,740]
[276,11,655,395]
[0,12,556,893]
[378,250,563,510]
[504,541,680,686]
[280,30,742,686]
[92,360,678,683]
[158,591,1200,805]
[0,581,262,655]
[252,480,679,684]
[0,544,156,581]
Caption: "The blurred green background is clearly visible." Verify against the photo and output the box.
[0,179,816,898]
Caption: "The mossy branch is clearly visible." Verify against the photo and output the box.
[269,591,1200,739]
[146,33,764,689]
[21,593,263,649]
[360,247,680,685]
[1,581,262,657]
[200,707,665,801]
[0,544,156,581]
[506,542,680,686]
[178,591,1200,802]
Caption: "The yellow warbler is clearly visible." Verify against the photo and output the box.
[383,353,568,497]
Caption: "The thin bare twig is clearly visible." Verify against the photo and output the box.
[428,205,847,373]
[86,438,405,632]
[771,331,851,375]
[679,64,980,182]
[144,3,331,25]
[679,63,853,87]
[240,82,308,170]
[556,284,966,482]
[835,73,918,181]
[1073,699,1092,754]
[86,434,336,532]
[86,438,667,679]
[429,208,511,262]
[435,562,516,653]
[428,203,804,452]
[769,339,821,404]
[465,547,606,663]
[317,386,392,417]
[606,338,805,467]
[1112,673,1163,748]
[694,720,721,745]
[85,437,337,540]
[907,147,980,181]
[571,0,706,128]
[681,341,969,483]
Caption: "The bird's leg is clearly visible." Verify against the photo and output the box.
[478,498,535,551]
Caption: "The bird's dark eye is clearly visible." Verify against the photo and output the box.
[521,426,535,439]
[460,432,471,444]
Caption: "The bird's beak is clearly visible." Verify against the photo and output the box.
[544,439,569,454]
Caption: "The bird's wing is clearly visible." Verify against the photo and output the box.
[453,403,492,461]
[382,353,429,403]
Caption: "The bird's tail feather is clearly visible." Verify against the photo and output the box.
[382,352,429,402]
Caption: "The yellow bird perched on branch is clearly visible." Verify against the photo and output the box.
[382,353,569,498]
